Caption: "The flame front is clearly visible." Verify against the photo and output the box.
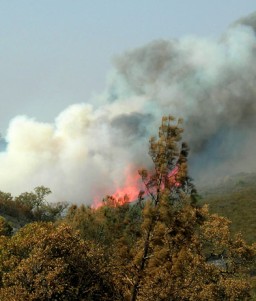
[92,166,142,208]
[92,165,181,209]
[111,171,141,204]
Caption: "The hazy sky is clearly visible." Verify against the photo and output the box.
[0,1,256,134]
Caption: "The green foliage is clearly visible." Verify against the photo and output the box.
[0,217,12,236]
[65,200,142,253]
[199,173,256,244]
[0,186,67,229]
[0,222,120,300]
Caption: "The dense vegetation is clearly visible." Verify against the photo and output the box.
[0,186,67,231]
[0,116,256,300]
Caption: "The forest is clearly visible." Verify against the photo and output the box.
[0,116,256,301]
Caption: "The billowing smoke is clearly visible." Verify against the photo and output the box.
[0,13,256,203]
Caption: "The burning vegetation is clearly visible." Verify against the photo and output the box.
[0,115,256,300]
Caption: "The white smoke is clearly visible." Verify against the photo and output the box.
[0,13,256,203]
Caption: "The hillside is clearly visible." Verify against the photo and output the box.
[198,172,256,243]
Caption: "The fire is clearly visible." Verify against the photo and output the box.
[92,166,142,209]
[92,165,181,209]
[168,165,181,187]
[111,171,141,203]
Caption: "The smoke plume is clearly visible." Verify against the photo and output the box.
[0,13,256,203]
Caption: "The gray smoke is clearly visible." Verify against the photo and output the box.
[112,12,256,182]
[0,13,256,202]
[0,138,7,152]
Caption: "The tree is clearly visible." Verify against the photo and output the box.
[0,186,64,227]
[64,116,255,300]
[122,116,255,301]
[127,116,194,300]
[0,222,120,300]
[0,217,12,236]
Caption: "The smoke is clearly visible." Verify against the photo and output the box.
[0,13,256,202]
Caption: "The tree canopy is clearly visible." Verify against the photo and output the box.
[0,115,255,300]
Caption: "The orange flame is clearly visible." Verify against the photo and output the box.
[92,166,142,209]
[111,171,141,203]
[92,165,181,209]
[168,165,181,187]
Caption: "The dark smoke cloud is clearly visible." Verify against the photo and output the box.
[0,139,7,152]
[110,112,152,141]
[112,13,256,182]
[0,13,256,202]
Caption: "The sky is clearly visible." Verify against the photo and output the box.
[1,1,256,134]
